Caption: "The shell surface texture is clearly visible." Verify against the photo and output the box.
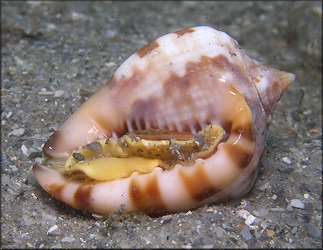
[33,26,295,216]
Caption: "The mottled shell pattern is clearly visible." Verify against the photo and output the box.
[33,26,295,216]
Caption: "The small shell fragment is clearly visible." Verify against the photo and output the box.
[290,199,305,209]
[86,141,103,153]
[72,152,85,161]
[47,225,58,235]
[282,157,292,164]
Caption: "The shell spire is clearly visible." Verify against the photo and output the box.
[248,61,295,117]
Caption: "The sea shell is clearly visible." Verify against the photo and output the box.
[33,26,295,216]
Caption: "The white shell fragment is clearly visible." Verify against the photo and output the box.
[282,156,292,164]
[245,214,256,226]
[47,225,58,235]
[290,199,305,209]
[33,26,295,216]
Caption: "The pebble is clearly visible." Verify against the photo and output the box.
[15,56,24,66]
[160,214,172,224]
[238,199,248,208]
[259,181,270,191]
[50,244,62,248]
[286,204,294,211]
[213,226,226,238]
[8,66,18,75]
[13,238,23,244]
[241,226,252,241]
[237,209,250,219]
[260,222,267,230]
[105,29,117,38]
[10,128,25,136]
[119,242,131,248]
[186,210,192,216]
[258,208,269,217]
[44,214,57,222]
[285,216,301,227]
[54,89,65,98]
[1,174,10,185]
[86,141,103,153]
[5,111,13,119]
[47,23,57,31]
[9,164,18,172]
[79,88,94,97]
[266,229,275,237]
[290,199,305,209]
[29,151,43,159]
[91,213,104,219]
[28,147,38,154]
[271,194,277,200]
[26,242,33,247]
[21,144,29,156]
[282,157,292,164]
[277,165,294,173]
[305,224,321,239]
[269,207,285,212]
[73,152,85,161]
[38,91,54,95]
[291,227,298,235]
[22,214,34,226]
[252,210,260,217]
[206,207,214,212]
[61,237,75,243]
[236,240,248,248]
[303,193,311,199]
[254,230,262,239]
[47,225,58,235]
[245,214,256,226]
[202,245,214,249]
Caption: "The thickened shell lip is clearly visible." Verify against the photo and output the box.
[43,130,61,158]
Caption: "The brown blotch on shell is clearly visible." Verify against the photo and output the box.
[224,142,254,169]
[121,54,249,135]
[46,183,65,201]
[179,165,219,202]
[73,182,95,211]
[137,40,160,58]
[174,28,195,37]
[129,174,167,215]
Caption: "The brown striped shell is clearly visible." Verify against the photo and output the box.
[32,26,295,216]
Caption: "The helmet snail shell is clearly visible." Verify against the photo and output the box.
[33,26,295,216]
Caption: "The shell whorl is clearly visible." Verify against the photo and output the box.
[33,26,294,215]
